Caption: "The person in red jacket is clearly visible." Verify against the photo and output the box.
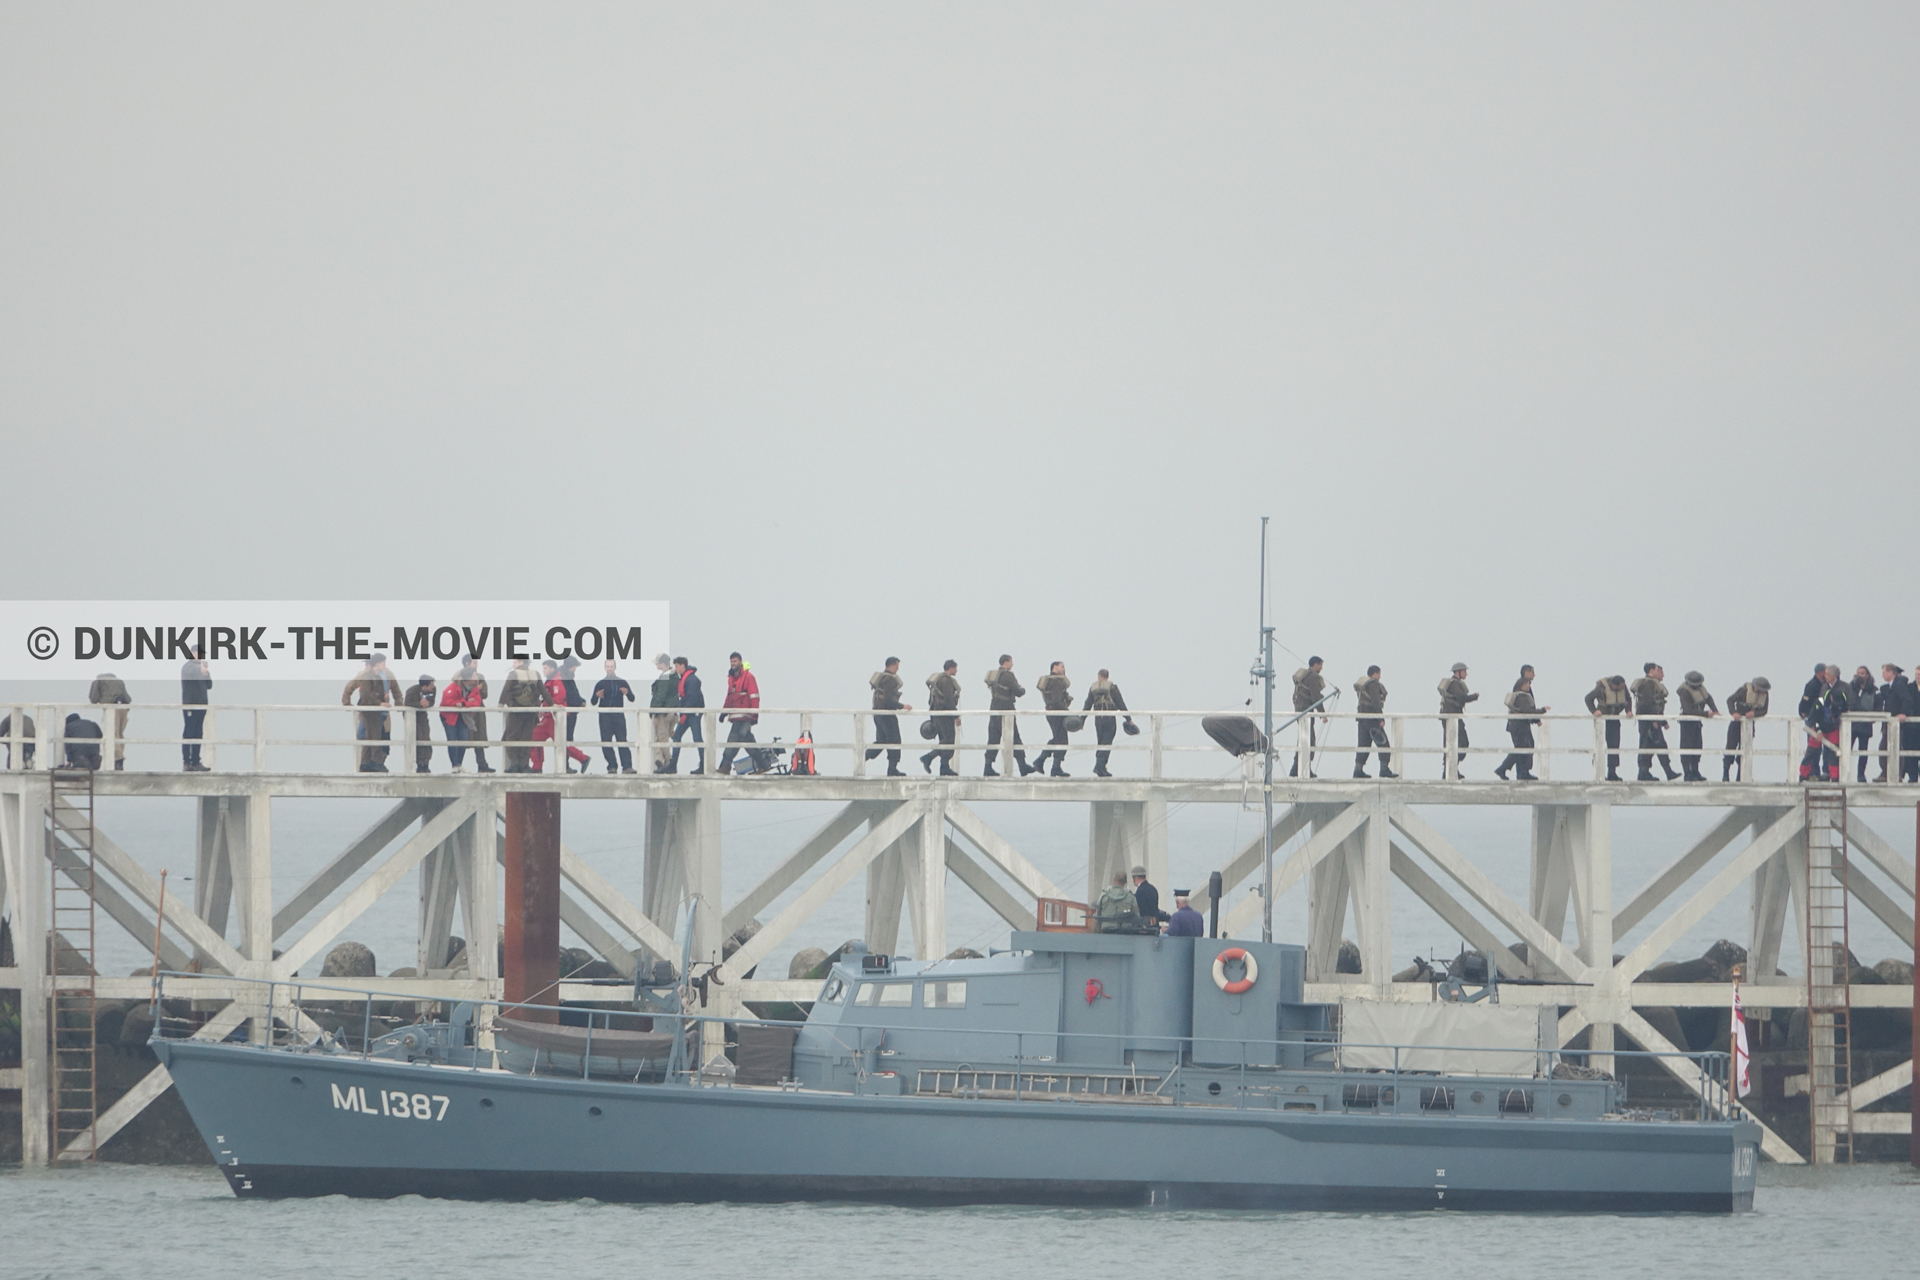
[532,660,591,773]
[719,652,763,774]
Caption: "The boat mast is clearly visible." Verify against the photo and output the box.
[1255,516,1276,944]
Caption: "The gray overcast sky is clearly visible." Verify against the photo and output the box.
[3,4,1914,710]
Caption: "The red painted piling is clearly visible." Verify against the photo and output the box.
[503,791,561,1024]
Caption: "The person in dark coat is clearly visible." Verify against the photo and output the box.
[669,657,706,774]
[591,658,637,774]
[1129,865,1164,925]
[181,647,211,771]
[1083,669,1134,778]
[1799,665,1846,782]
[558,657,587,766]
[401,675,437,773]
[1882,664,1917,783]
[1848,666,1878,782]
[63,713,103,770]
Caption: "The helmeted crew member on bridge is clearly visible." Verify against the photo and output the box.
[1585,674,1630,781]
[1722,675,1769,781]
[866,657,910,777]
[649,653,677,773]
[1289,657,1326,778]
[1035,661,1073,777]
[719,652,761,775]
[1095,871,1139,933]
[1885,664,1918,783]
[1166,891,1205,937]
[1631,663,1680,782]
[591,658,637,774]
[87,671,131,770]
[1496,666,1547,781]
[922,659,961,776]
[499,656,552,774]
[1353,665,1393,778]
[1848,666,1879,783]
[668,657,705,774]
[1129,865,1164,925]
[1798,663,1846,782]
[1675,671,1718,782]
[983,654,1031,778]
[1438,663,1477,776]
[1083,669,1133,778]
[402,674,437,774]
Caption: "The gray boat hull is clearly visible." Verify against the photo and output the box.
[155,1039,1760,1212]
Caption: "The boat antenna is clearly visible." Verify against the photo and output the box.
[1254,517,1276,944]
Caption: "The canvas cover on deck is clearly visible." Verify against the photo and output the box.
[1336,1001,1546,1076]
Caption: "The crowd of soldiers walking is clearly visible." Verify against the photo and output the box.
[1286,657,1920,784]
[7,649,1918,785]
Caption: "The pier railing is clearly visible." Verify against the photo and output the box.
[5,700,1915,785]
[144,970,1738,1122]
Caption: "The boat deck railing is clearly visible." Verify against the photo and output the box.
[148,971,1740,1123]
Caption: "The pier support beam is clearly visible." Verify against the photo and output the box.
[503,791,560,1020]
[15,778,49,1164]
[1086,799,1168,907]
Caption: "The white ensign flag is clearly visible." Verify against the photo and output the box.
[1731,987,1752,1098]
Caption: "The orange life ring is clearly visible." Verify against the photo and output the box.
[1211,947,1258,995]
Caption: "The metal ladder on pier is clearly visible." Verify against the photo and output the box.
[1803,787,1852,1165]
[48,768,99,1162]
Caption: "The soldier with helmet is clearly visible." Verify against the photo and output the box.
[1722,676,1770,781]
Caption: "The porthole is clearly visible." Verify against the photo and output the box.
[1470,1091,1484,1104]
[289,1076,304,1088]
[589,1106,603,1116]
[480,1098,494,1109]
[1558,1093,1573,1108]
[1207,1082,1223,1096]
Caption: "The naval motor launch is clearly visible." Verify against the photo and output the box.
[154,928,1759,1210]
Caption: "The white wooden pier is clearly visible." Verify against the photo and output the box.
[2,702,1915,1168]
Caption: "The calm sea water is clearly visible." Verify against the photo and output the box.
[2,1163,1916,1280]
